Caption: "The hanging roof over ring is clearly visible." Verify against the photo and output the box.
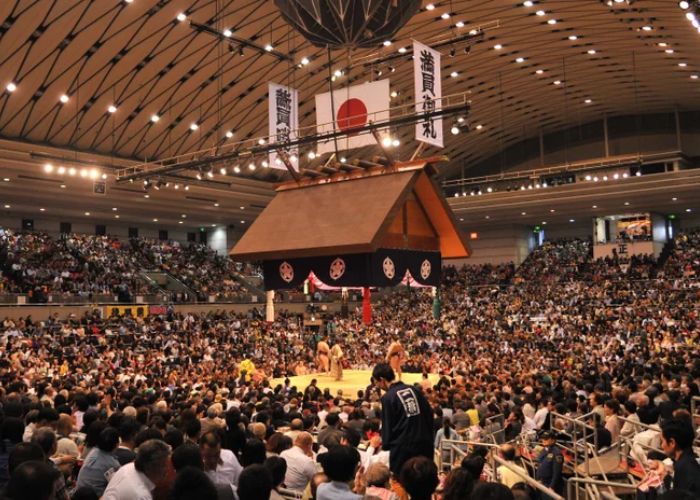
[230,157,470,261]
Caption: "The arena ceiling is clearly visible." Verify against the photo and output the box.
[1,0,700,228]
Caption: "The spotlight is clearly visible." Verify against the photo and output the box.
[308,151,316,159]
[680,1,690,8]
[382,136,392,147]
[176,12,187,22]
[392,138,400,147]
[248,162,256,171]
[223,28,233,37]
[233,166,241,174]
[449,47,456,57]
[195,171,203,180]
[184,184,190,190]
[451,125,460,135]
[68,167,76,176]
[5,82,16,93]
[219,167,227,175]
[206,169,214,178]
[59,94,69,103]
[44,163,54,173]
[57,166,66,175]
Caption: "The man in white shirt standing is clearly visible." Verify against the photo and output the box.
[102,439,170,500]
[200,431,243,488]
[280,432,317,491]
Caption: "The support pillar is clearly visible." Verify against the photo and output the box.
[266,290,275,323]
[432,286,441,320]
[362,287,372,325]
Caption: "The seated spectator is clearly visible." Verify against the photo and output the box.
[363,463,397,500]
[200,431,242,488]
[442,467,474,500]
[102,439,171,500]
[76,427,121,497]
[280,431,316,491]
[497,444,526,489]
[264,456,287,500]
[399,456,438,500]
[236,464,272,500]
[316,445,362,500]
[660,419,700,495]
[469,482,515,500]
[115,417,139,465]
[4,460,59,500]
[169,466,219,500]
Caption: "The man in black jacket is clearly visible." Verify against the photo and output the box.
[371,363,433,475]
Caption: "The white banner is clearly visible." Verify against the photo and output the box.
[414,40,443,148]
[268,82,299,171]
[315,79,390,155]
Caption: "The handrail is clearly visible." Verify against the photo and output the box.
[566,476,637,500]
[492,455,565,500]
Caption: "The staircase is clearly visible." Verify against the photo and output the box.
[142,271,196,301]
[652,239,675,277]
[231,271,265,299]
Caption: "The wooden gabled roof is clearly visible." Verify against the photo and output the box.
[230,159,470,260]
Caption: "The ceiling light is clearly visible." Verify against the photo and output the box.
[678,62,688,67]
[658,42,668,47]
[680,1,690,8]
[535,69,544,75]
[308,151,316,159]
[686,208,692,212]
[624,201,630,206]
[672,197,678,201]
[426,3,435,10]
[300,57,310,66]
[569,219,575,223]
[455,21,465,27]
[211,224,216,228]
[613,173,619,179]
[223,28,232,37]
[68,167,76,176]
[108,105,117,113]
[641,25,653,31]
[2,178,8,182]
[178,220,183,224]
[569,35,578,40]
[592,205,597,209]
[584,99,592,104]
[57,166,65,175]
[494,44,503,50]
[451,125,460,135]
[5,82,16,93]
[392,139,400,147]
[524,0,534,6]
[190,123,199,131]
[219,167,227,175]
[398,47,407,54]
[536,10,546,16]
[691,74,699,79]
[150,114,160,123]
[112,207,118,211]
[233,166,241,174]
[153,218,158,222]
[553,80,562,85]
[80,169,88,178]
[450,71,459,77]
[206,169,214,178]
[176,12,187,22]
[226,130,234,138]
[84,212,90,216]
[587,49,597,55]
[515,57,525,63]
[89,168,99,179]
[214,202,219,207]
[264,44,274,52]
[635,171,641,176]
[383,40,392,46]
[44,163,54,173]
[248,162,256,171]
[382,136,392,147]
[262,160,269,167]
[665,49,675,54]
[258,138,266,145]
[390,90,398,98]
[686,12,696,21]
[441,12,451,20]
[184,185,189,190]
[476,124,483,130]
[3,204,9,208]
[37,207,44,212]
[521,212,527,215]
[340,156,347,162]
[59,94,69,103]
[547,19,557,25]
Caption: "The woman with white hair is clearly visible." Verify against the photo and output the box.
[363,463,397,500]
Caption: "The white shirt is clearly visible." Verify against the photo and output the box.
[533,408,549,430]
[102,463,155,500]
[280,446,317,491]
[205,449,243,487]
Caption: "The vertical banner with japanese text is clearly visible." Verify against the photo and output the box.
[268,82,299,171]
[413,41,443,148]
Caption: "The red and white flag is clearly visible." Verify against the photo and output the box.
[315,80,390,154]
